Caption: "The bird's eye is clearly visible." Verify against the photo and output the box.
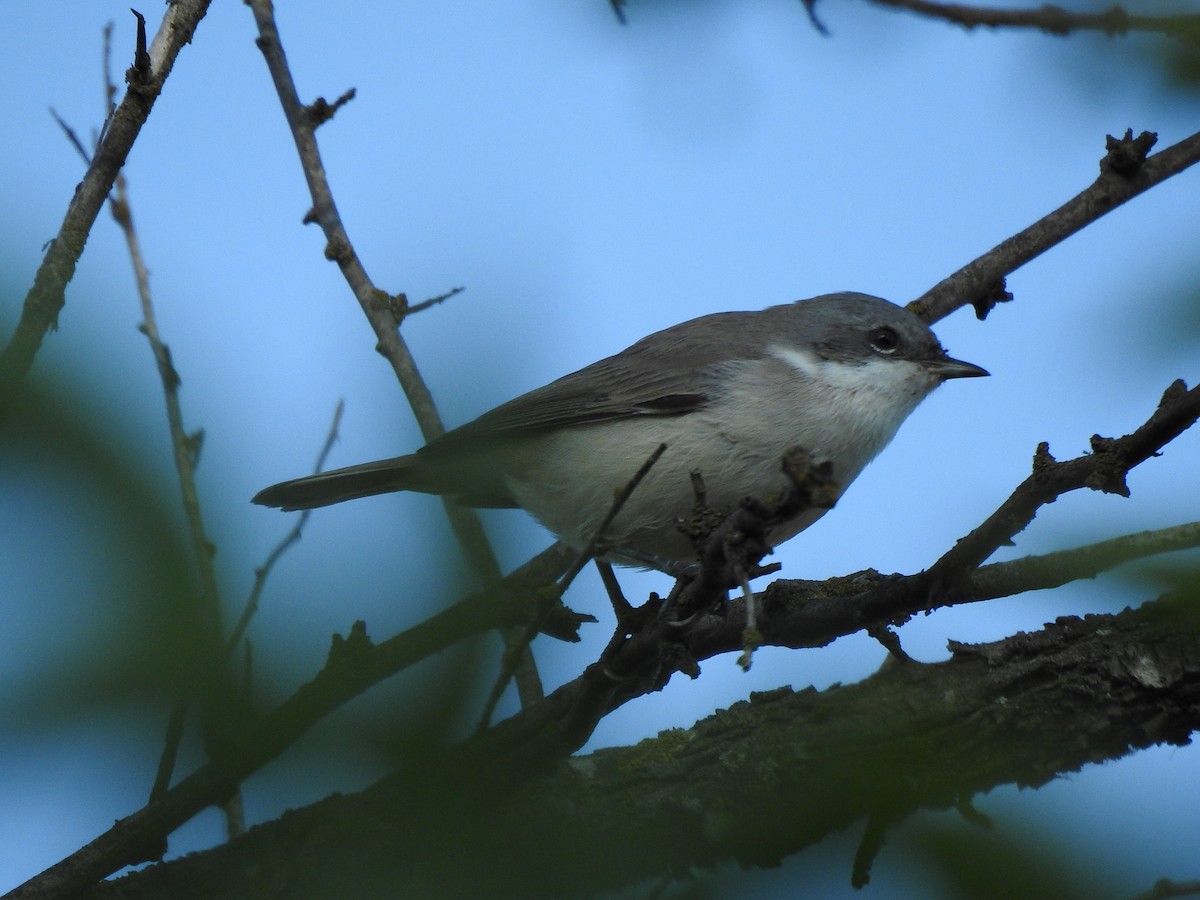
[868,326,900,355]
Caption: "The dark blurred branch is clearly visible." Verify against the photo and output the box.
[79,594,1200,899]
[0,3,211,427]
[0,542,578,900]
[1133,878,1200,900]
[868,0,1200,42]
[909,129,1200,324]
[119,169,229,807]
[245,0,543,708]
[953,520,1200,602]
[46,27,239,835]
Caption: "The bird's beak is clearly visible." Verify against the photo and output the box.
[927,354,989,379]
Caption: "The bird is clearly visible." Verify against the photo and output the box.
[253,292,987,567]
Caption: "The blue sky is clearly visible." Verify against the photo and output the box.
[2,1,1199,896]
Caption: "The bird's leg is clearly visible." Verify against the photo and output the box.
[733,564,761,671]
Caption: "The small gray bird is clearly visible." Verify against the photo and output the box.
[254,292,987,565]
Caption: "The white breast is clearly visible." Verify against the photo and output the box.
[498,349,942,564]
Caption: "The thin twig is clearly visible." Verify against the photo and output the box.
[927,380,1200,583]
[48,109,92,165]
[955,520,1200,606]
[93,63,229,825]
[406,285,464,316]
[116,104,224,681]
[225,400,345,656]
[148,704,188,808]
[734,566,760,671]
[474,444,667,731]
[561,443,669,592]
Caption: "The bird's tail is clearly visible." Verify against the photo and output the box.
[252,455,422,511]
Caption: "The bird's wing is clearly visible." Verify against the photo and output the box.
[427,361,709,454]
[424,311,759,455]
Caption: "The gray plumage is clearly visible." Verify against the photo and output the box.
[253,292,986,563]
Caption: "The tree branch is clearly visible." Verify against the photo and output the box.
[77,594,1200,899]
[0,3,212,427]
[928,379,1200,578]
[908,129,1200,324]
[866,0,1200,42]
[223,401,345,658]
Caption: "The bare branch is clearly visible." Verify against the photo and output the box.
[969,520,1200,601]
[245,3,445,444]
[908,129,1200,324]
[0,2,212,427]
[224,400,345,657]
[406,285,465,316]
[88,26,229,815]
[927,379,1200,580]
[48,109,93,165]
[867,0,1200,42]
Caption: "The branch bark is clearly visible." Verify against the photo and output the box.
[867,0,1200,41]
[77,594,1200,899]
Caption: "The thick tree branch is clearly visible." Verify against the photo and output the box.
[0,3,212,427]
[908,129,1200,324]
[79,594,1200,899]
